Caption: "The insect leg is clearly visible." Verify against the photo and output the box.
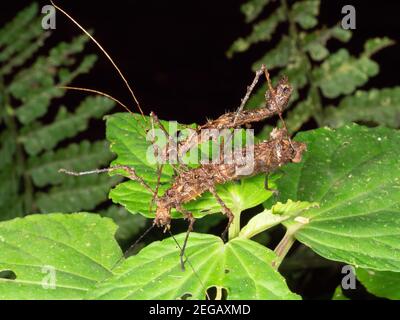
[233,64,267,126]
[148,114,165,213]
[264,174,279,196]
[208,185,234,242]
[59,165,155,195]
[176,205,196,271]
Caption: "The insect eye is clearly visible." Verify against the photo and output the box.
[281,86,291,95]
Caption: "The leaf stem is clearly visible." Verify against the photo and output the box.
[228,210,241,240]
[272,224,301,269]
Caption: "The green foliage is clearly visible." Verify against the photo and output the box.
[323,87,400,128]
[228,0,397,133]
[356,268,400,299]
[1,2,399,301]
[332,286,349,300]
[0,213,298,300]
[0,4,111,218]
[274,125,400,272]
[0,4,146,243]
[0,213,122,299]
[1,124,399,300]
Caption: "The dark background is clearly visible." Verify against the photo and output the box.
[1,0,399,299]
[2,0,399,127]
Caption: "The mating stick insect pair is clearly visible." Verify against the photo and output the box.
[52,1,307,270]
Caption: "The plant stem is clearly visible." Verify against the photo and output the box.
[0,79,34,213]
[272,224,301,269]
[228,210,241,240]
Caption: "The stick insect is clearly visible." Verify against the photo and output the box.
[51,2,306,271]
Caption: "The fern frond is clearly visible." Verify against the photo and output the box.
[36,174,121,213]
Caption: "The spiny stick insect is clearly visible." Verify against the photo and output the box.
[51,2,306,273]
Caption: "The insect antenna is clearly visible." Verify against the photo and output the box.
[58,86,147,132]
[167,229,210,300]
[50,0,147,122]
[233,64,266,126]
[111,223,156,269]
[148,114,164,213]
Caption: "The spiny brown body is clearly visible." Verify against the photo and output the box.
[154,128,306,227]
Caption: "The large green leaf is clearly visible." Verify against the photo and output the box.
[274,124,400,272]
[356,268,400,299]
[86,233,300,300]
[322,87,400,129]
[0,213,122,299]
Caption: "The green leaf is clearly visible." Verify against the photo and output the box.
[100,206,147,244]
[275,125,400,272]
[332,286,349,300]
[0,31,50,77]
[285,91,318,133]
[307,43,329,61]
[322,87,400,129]
[331,26,352,42]
[362,37,395,58]
[86,233,300,300]
[0,16,42,63]
[0,167,23,221]
[19,96,114,156]
[184,174,274,217]
[227,6,285,57]
[282,55,310,90]
[252,36,295,71]
[28,140,114,187]
[239,200,318,239]
[292,0,320,29]
[0,213,122,299]
[36,175,121,213]
[356,268,400,299]
[301,26,351,61]
[241,0,270,23]
[0,3,38,48]
[13,54,97,125]
[313,49,379,98]
[0,131,16,169]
